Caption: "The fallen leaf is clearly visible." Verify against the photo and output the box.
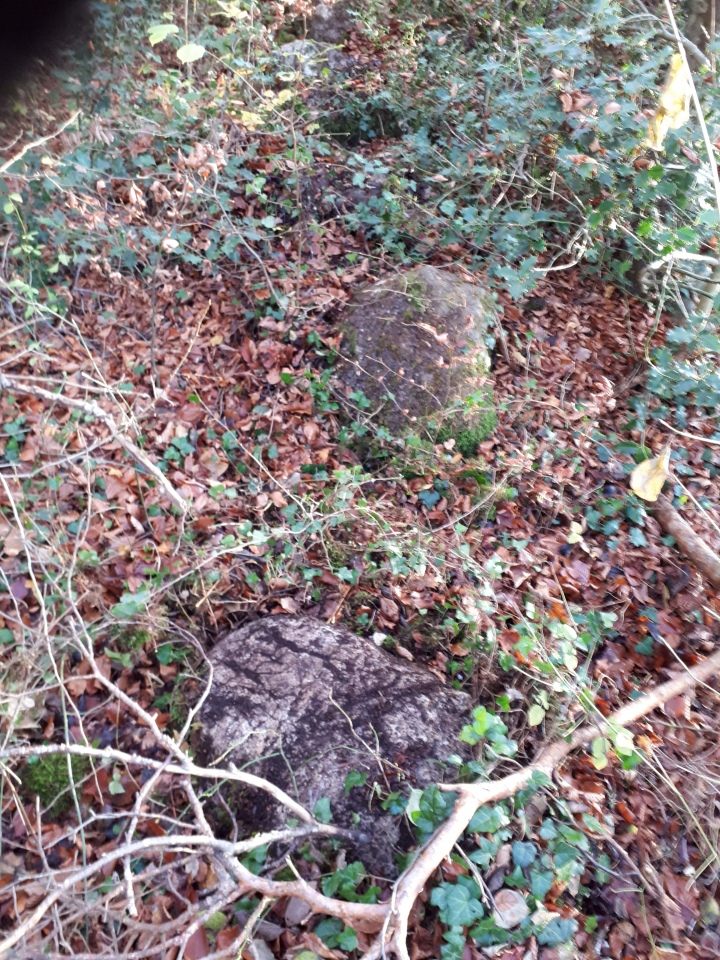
[380,596,399,621]
[663,694,688,719]
[630,446,671,502]
[493,889,530,930]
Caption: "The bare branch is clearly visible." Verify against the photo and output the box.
[654,494,720,586]
[0,111,82,175]
[366,645,720,960]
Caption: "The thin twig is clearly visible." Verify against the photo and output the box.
[0,374,188,514]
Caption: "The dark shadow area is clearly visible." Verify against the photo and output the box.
[0,0,91,93]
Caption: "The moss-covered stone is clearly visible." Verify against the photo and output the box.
[22,753,90,815]
[338,265,497,455]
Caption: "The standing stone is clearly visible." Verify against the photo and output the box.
[306,1,356,44]
[337,265,497,456]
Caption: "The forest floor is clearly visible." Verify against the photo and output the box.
[1,4,720,959]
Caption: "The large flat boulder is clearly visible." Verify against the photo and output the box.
[199,616,471,877]
[337,266,497,456]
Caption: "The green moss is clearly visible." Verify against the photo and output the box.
[351,589,376,605]
[116,628,151,654]
[457,411,498,457]
[22,753,90,815]
[435,385,497,458]
[204,912,228,932]
[458,464,491,484]
[326,540,353,566]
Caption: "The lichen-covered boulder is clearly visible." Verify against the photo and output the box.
[338,266,497,456]
[306,1,356,44]
[276,38,354,78]
[199,616,471,877]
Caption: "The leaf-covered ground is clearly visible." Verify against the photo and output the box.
[2,3,720,958]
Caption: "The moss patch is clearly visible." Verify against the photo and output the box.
[435,384,498,458]
[22,753,90,815]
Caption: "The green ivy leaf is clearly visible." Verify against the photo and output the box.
[530,869,554,900]
[512,841,538,868]
[528,704,545,726]
[430,879,485,927]
[537,917,577,946]
[108,775,125,795]
[629,526,647,547]
[148,23,179,45]
[467,804,509,835]
[344,770,368,794]
[313,797,332,823]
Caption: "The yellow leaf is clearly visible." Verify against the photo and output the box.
[630,445,671,502]
[647,54,691,151]
[567,521,584,544]
[240,111,263,130]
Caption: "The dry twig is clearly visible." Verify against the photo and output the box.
[0,373,188,514]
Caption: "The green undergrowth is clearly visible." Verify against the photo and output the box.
[340,0,720,425]
[256,598,623,958]
[1,0,717,955]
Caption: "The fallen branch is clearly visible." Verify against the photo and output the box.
[0,832,388,959]
[363,645,720,960]
[6,646,719,958]
[654,493,720,587]
[0,741,340,827]
[0,374,188,514]
[0,110,82,176]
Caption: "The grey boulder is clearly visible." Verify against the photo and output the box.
[198,616,471,876]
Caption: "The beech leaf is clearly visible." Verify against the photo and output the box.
[630,446,671,502]
[647,54,691,150]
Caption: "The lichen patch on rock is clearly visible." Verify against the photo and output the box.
[199,615,472,876]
